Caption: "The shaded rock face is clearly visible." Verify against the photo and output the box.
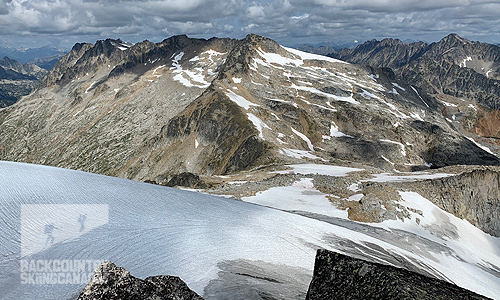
[78,261,203,300]
[161,88,267,175]
[403,168,500,237]
[306,249,490,300]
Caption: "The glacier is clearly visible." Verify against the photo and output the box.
[0,161,499,299]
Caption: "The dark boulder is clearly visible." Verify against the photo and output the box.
[78,261,203,300]
[306,249,490,300]
[166,172,207,189]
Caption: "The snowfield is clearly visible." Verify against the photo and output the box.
[0,161,499,299]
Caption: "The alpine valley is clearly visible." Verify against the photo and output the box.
[0,33,499,299]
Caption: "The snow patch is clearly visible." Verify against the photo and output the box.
[84,81,96,94]
[330,122,352,138]
[465,137,496,156]
[283,46,348,64]
[275,164,363,177]
[279,148,326,161]
[225,90,258,110]
[365,172,453,183]
[380,139,406,156]
[391,82,406,91]
[291,127,314,151]
[242,178,348,219]
[247,113,270,139]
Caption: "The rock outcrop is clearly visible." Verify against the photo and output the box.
[78,261,203,300]
[402,167,500,237]
[306,249,490,300]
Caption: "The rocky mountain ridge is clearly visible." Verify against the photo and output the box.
[0,34,498,185]
[331,34,500,144]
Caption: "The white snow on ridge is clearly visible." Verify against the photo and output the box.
[410,86,430,108]
[225,89,258,110]
[330,122,352,138]
[275,164,363,177]
[283,46,347,64]
[291,127,314,151]
[84,81,96,94]
[279,148,326,161]
[247,113,270,139]
[256,47,302,67]
[290,83,359,105]
[380,139,406,156]
[460,56,473,68]
[391,82,406,91]
[466,137,496,156]
[170,52,212,88]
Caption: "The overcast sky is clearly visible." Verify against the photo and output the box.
[1,0,500,49]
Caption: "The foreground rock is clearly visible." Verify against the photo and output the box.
[78,261,203,300]
[306,249,490,300]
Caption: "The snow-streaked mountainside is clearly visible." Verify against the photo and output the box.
[0,34,498,184]
[0,161,499,299]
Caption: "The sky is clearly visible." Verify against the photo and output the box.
[0,0,500,49]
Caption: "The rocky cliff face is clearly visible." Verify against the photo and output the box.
[401,167,500,237]
[306,249,490,300]
[0,34,498,183]
[78,261,203,300]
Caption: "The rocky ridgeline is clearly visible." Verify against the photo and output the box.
[78,261,203,300]
[333,34,500,109]
[1,33,497,182]
[332,34,500,142]
[306,249,490,300]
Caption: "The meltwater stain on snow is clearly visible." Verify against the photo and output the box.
[203,259,311,300]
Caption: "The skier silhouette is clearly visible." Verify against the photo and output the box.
[44,223,57,246]
[78,214,87,232]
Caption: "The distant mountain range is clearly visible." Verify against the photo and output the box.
[0,45,67,106]
[0,56,48,107]
[0,45,67,65]
[330,34,500,110]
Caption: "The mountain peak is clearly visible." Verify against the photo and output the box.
[440,33,472,45]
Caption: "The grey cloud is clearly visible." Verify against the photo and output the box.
[0,0,499,48]
[0,0,11,14]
